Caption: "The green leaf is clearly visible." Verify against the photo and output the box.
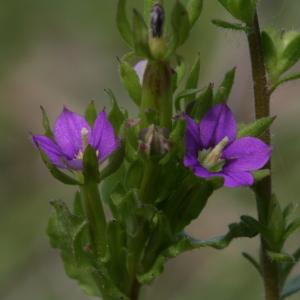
[100,165,126,208]
[85,101,97,126]
[271,72,300,94]
[212,19,249,31]
[242,252,262,275]
[280,32,300,75]
[116,0,133,47]
[281,274,300,299]
[125,159,144,189]
[237,116,276,138]
[267,251,294,263]
[47,200,101,297]
[110,190,144,237]
[214,67,236,104]
[185,54,201,104]
[174,55,186,91]
[140,212,173,273]
[132,9,151,58]
[40,106,53,138]
[162,175,213,233]
[38,149,80,185]
[105,89,126,133]
[83,145,100,183]
[119,59,142,106]
[262,29,300,82]
[261,30,278,80]
[138,218,257,284]
[218,0,257,24]
[283,203,297,220]
[241,215,269,238]
[100,144,125,181]
[170,1,190,52]
[284,218,300,241]
[175,87,206,112]
[187,0,203,27]
[187,84,213,120]
[73,191,84,218]
[268,195,285,249]
[105,220,129,291]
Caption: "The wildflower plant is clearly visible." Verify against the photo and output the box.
[32,1,300,300]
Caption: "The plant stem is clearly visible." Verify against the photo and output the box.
[139,158,157,203]
[130,279,141,300]
[247,12,280,300]
[81,179,107,257]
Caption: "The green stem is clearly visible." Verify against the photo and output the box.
[247,12,280,300]
[130,279,141,300]
[139,158,157,203]
[81,179,107,257]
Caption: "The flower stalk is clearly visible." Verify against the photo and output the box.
[247,12,280,300]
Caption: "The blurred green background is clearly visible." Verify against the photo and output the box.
[1,0,300,299]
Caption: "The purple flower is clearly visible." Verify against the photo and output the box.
[184,104,272,188]
[32,107,120,170]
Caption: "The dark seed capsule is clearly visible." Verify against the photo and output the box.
[151,4,165,38]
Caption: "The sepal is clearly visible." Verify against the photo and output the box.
[40,106,53,138]
[106,88,127,133]
[83,145,101,183]
[38,149,80,185]
[85,101,97,126]
[214,67,236,104]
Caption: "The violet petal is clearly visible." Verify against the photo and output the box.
[221,170,254,188]
[66,159,83,170]
[185,115,201,155]
[199,104,236,148]
[193,165,216,179]
[223,137,272,171]
[91,111,120,161]
[183,153,199,169]
[54,107,91,159]
[32,135,66,168]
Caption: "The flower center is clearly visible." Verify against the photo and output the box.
[75,128,89,160]
[198,136,229,172]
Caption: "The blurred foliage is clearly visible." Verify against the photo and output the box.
[0,0,300,299]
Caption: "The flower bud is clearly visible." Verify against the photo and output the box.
[139,125,170,156]
[149,4,167,59]
[151,4,165,38]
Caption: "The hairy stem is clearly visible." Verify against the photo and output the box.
[247,12,280,300]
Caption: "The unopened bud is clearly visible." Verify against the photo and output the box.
[139,125,170,156]
[151,4,165,38]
